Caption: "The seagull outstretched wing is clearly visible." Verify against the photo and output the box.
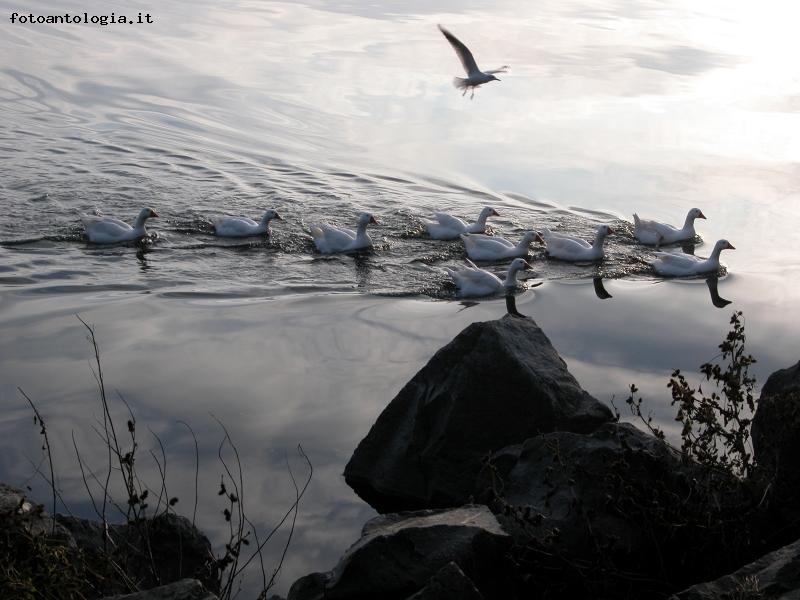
[438,24,481,76]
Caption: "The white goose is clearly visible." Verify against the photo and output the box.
[461,231,543,261]
[424,206,499,240]
[544,225,614,262]
[310,212,378,254]
[633,208,706,246]
[81,207,158,244]
[650,239,735,277]
[444,257,532,298]
[215,209,282,237]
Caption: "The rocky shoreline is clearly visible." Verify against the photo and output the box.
[4,313,800,599]
[287,313,800,600]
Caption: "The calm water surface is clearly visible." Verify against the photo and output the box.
[2,0,799,594]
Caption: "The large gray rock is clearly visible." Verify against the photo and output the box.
[760,360,800,397]
[752,360,800,535]
[752,359,800,470]
[0,483,73,543]
[345,314,613,512]
[59,512,220,594]
[405,562,485,600]
[483,423,685,554]
[287,505,511,600]
[102,578,218,600]
[478,423,754,596]
[671,536,800,600]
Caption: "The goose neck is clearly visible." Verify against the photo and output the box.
[505,265,521,287]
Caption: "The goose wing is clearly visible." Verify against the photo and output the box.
[431,212,468,230]
[543,229,591,248]
[454,266,501,286]
[546,236,587,254]
[215,216,258,235]
[462,234,514,250]
[311,224,356,249]
[651,251,702,269]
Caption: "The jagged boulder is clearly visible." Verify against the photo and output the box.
[752,359,800,472]
[752,360,800,535]
[344,314,613,513]
[287,505,511,600]
[482,423,685,550]
[479,422,753,597]
[671,536,800,600]
[759,360,800,398]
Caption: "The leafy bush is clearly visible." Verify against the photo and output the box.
[625,310,756,477]
[0,500,112,599]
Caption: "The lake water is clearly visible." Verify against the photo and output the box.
[2,0,799,595]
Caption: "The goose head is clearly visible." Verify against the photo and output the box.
[359,212,379,226]
[505,258,533,287]
[689,208,707,221]
[479,206,500,220]
[714,239,736,252]
[597,225,614,237]
[134,207,158,228]
[520,231,543,246]
[261,209,283,223]
[509,258,533,272]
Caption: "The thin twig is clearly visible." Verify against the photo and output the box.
[265,445,312,593]
[19,387,57,534]
[177,420,199,527]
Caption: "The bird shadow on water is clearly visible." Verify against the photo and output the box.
[593,276,613,300]
[706,274,732,308]
[136,248,152,272]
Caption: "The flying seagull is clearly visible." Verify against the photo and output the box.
[438,24,509,99]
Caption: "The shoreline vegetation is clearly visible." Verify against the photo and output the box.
[2,317,311,600]
[3,309,800,599]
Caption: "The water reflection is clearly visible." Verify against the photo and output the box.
[457,300,480,312]
[351,253,374,289]
[705,275,732,309]
[593,276,613,300]
[136,248,152,271]
[505,293,525,317]
[2,0,800,595]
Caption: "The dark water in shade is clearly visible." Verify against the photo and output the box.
[2,0,800,595]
